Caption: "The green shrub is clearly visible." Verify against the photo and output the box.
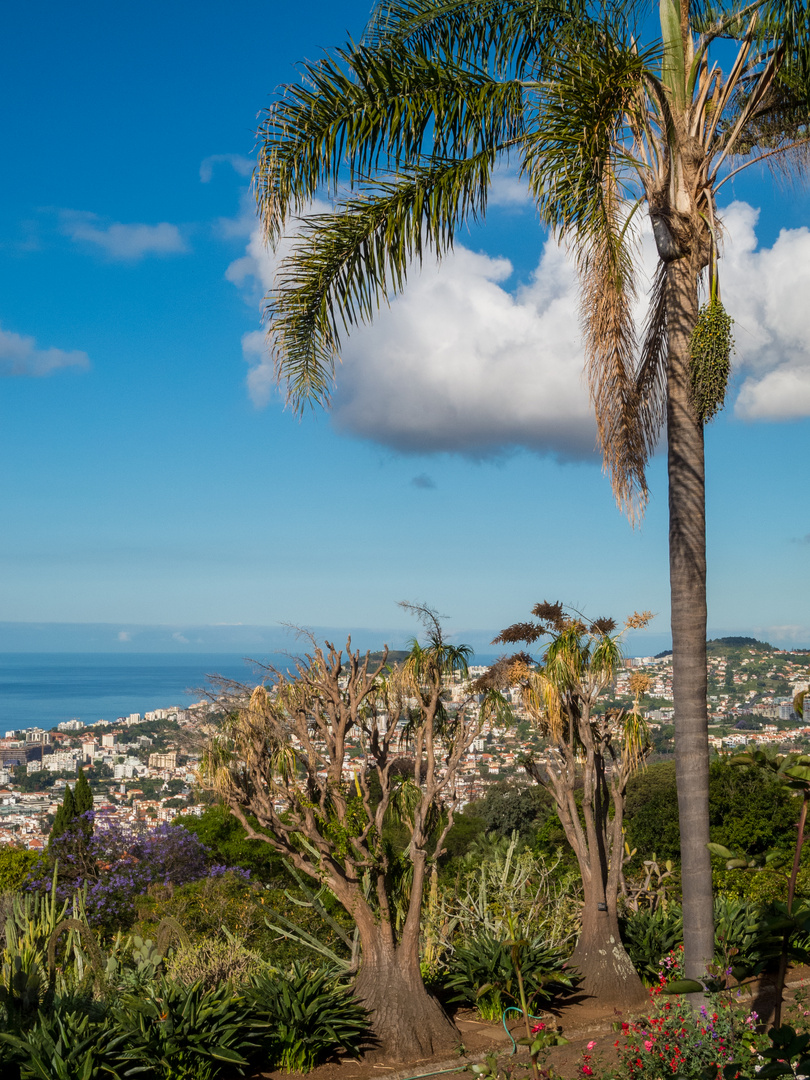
[0,849,39,894]
[443,931,576,1021]
[245,962,370,1072]
[622,897,795,984]
[165,938,263,990]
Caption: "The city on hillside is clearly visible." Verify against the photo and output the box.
[0,636,807,851]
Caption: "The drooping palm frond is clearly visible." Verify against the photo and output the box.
[267,151,509,411]
[256,44,526,244]
[630,258,669,463]
[519,34,655,517]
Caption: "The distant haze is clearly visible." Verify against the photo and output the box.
[0,622,806,657]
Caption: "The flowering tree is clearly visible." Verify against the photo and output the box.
[476,602,652,1007]
[203,615,500,1061]
[31,817,216,931]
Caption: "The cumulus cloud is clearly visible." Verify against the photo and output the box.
[61,211,187,260]
[0,323,90,377]
[229,210,597,460]
[719,202,810,420]
[227,197,810,462]
[199,154,253,183]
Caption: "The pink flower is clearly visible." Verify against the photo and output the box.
[531,1023,546,1034]
[581,1067,594,1076]
[644,1040,655,1052]
[587,1041,597,1050]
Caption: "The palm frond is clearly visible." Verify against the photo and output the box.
[256,44,526,244]
[519,34,656,519]
[266,151,506,411]
[364,0,590,78]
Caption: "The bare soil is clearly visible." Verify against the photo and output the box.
[250,967,810,1080]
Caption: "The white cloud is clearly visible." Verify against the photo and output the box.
[229,208,597,459]
[199,154,253,183]
[0,323,90,377]
[227,198,810,461]
[718,202,810,420]
[61,211,187,260]
[488,169,534,208]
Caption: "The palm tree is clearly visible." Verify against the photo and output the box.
[255,0,810,987]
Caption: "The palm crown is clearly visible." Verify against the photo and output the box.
[256,0,810,516]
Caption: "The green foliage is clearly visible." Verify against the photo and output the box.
[621,896,806,984]
[173,806,287,885]
[624,759,801,867]
[0,848,39,893]
[440,810,486,859]
[73,771,93,818]
[133,871,353,968]
[114,979,254,1079]
[246,962,370,1072]
[443,931,576,1020]
[468,780,552,840]
[728,1024,810,1080]
[165,938,262,991]
[620,905,684,984]
[624,763,682,863]
[0,998,131,1080]
[709,760,798,857]
[439,834,581,950]
[48,788,76,851]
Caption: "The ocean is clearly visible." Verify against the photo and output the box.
[0,653,293,731]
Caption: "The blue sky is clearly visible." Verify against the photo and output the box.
[1,0,809,656]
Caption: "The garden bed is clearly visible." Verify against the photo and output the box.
[254,967,810,1080]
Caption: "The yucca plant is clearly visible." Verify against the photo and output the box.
[246,962,371,1072]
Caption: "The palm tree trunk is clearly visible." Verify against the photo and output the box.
[665,255,714,986]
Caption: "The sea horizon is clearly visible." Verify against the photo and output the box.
[0,649,507,732]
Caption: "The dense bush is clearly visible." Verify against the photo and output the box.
[624,760,801,867]
[620,905,683,984]
[621,896,805,984]
[114,979,255,1080]
[165,938,263,990]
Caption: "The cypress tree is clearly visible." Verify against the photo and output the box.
[49,784,76,849]
[73,766,94,843]
[74,767,93,815]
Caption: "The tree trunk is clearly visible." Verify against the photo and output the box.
[570,880,647,1009]
[353,932,458,1062]
[665,255,715,985]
